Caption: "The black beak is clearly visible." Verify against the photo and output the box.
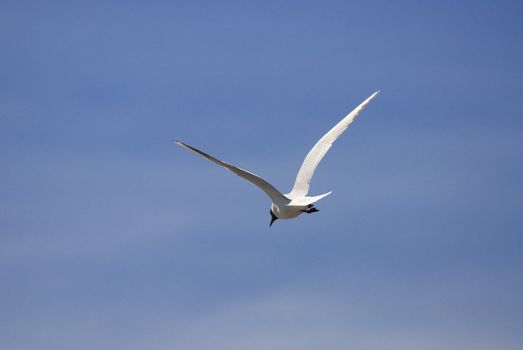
[269,209,278,227]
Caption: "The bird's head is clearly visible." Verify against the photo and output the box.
[269,209,279,227]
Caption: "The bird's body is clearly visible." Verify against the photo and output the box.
[271,203,301,220]
[271,203,315,220]
[175,91,379,226]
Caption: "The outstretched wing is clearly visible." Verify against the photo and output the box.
[174,141,289,205]
[288,91,380,198]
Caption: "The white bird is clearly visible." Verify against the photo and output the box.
[175,91,379,226]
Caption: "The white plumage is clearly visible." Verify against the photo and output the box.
[175,91,379,226]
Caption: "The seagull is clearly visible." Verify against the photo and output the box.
[174,91,379,226]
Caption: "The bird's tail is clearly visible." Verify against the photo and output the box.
[287,191,332,206]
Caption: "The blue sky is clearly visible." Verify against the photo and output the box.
[1,0,522,349]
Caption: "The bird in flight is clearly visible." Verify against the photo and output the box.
[174,91,379,226]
